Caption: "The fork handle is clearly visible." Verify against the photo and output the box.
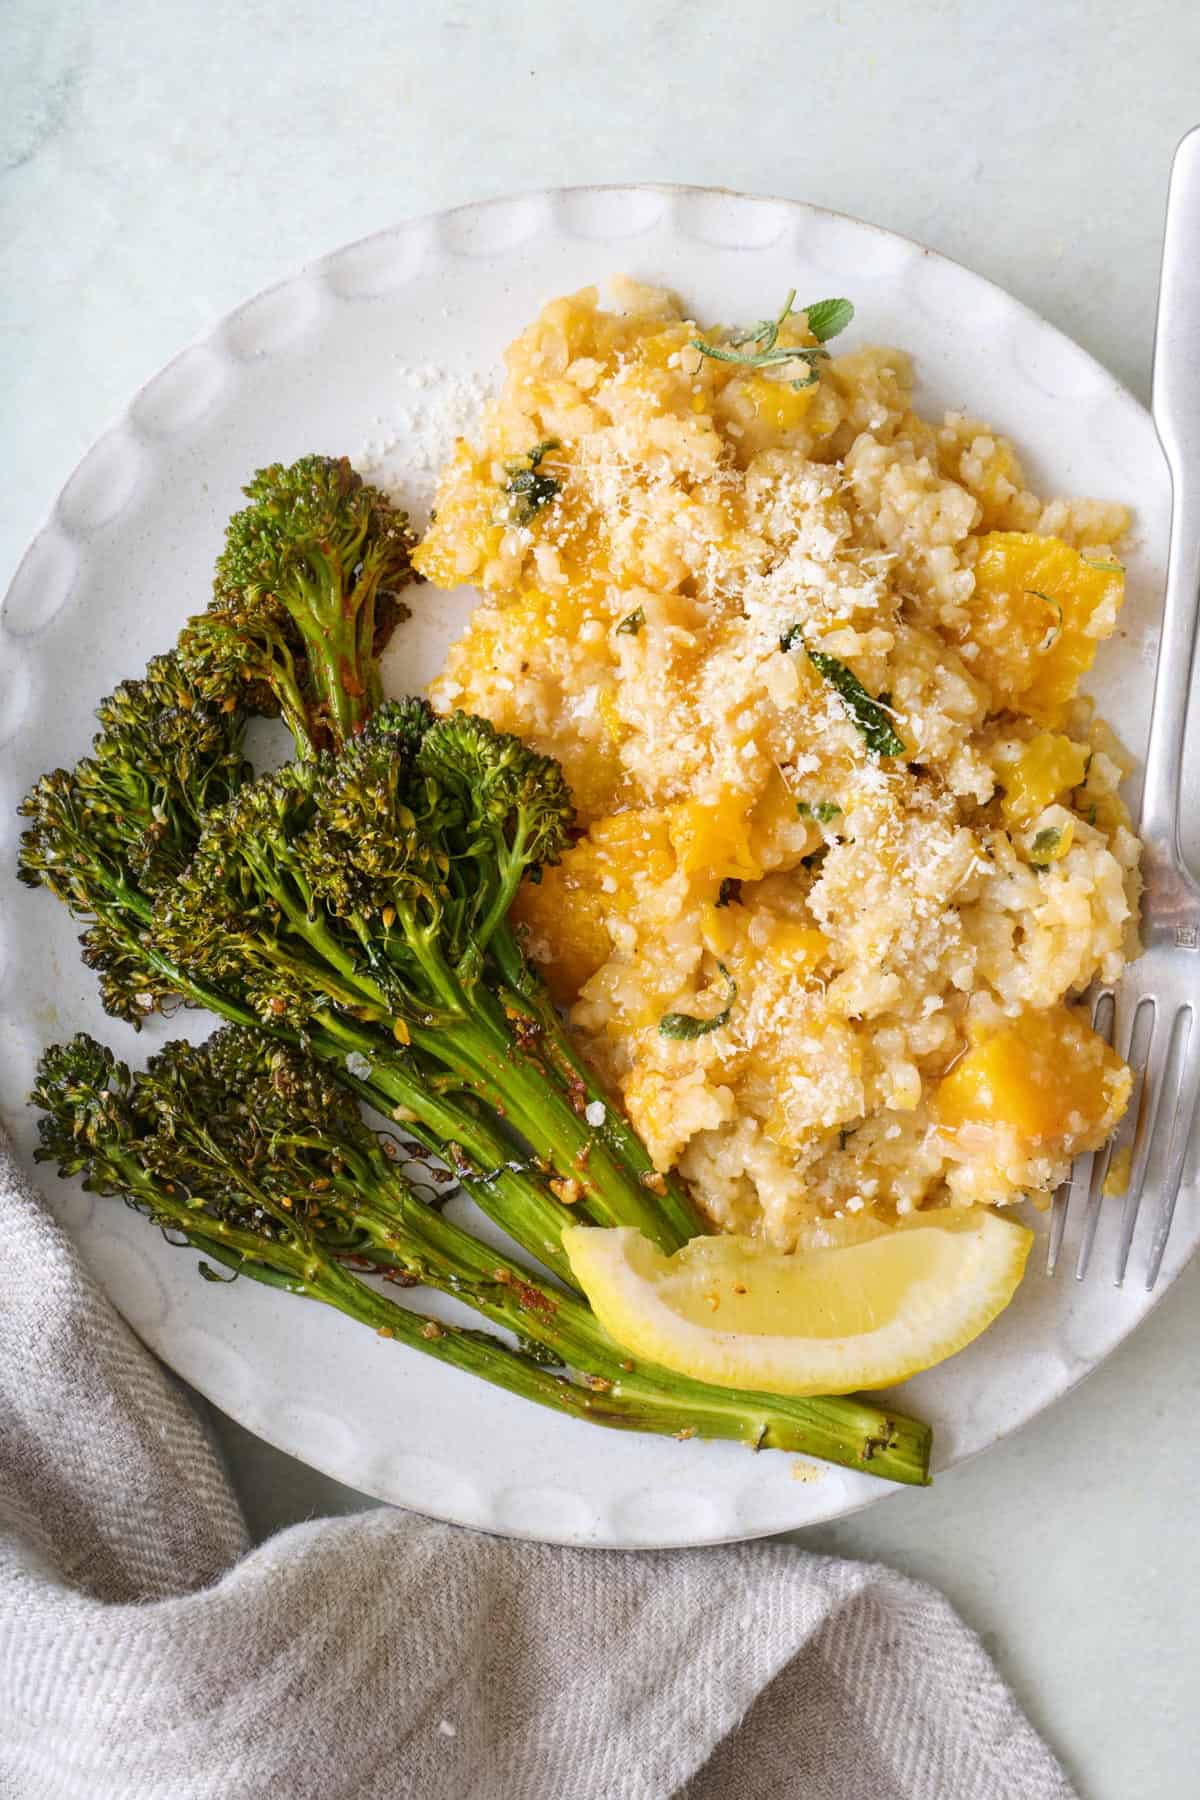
[1146,126,1200,858]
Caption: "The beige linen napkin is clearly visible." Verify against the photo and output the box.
[0,1134,1077,1800]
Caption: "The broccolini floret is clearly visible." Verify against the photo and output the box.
[177,455,416,756]
[17,652,253,1022]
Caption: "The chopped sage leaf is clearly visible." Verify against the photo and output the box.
[716,877,742,908]
[502,439,561,524]
[781,626,906,758]
[616,607,646,637]
[658,962,737,1040]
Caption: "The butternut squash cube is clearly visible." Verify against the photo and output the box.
[934,1006,1130,1152]
[997,732,1090,826]
[763,922,830,977]
[510,809,675,1005]
[668,792,764,884]
[968,533,1123,724]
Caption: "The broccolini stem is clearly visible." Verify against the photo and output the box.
[331,896,705,1252]
[407,998,694,1253]
[278,550,386,748]
[261,647,319,764]
[305,609,382,747]
[332,1156,931,1485]
[41,851,686,1277]
[210,1225,932,1480]
[307,1013,582,1283]
[97,1140,930,1486]
[489,918,711,1246]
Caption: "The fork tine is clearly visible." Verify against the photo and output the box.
[1047,1172,1076,1275]
[1114,999,1174,1285]
[1074,1147,1111,1280]
[1144,1006,1199,1290]
[1070,989,1116,1280]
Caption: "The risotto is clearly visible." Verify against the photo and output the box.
[414,280,1141,1248]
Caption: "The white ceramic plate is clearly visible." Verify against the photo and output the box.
[1,186,1192,1549]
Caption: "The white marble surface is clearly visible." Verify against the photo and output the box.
[3,2,1199,1793]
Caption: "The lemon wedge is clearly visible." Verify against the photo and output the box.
[562,1210,1032,1396]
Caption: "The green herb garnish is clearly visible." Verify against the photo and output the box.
[1027,589,1063,651]
[1081,556,1123,573]
[715,877,741,908]
[802,298,856,343]
[658,963,737,1040]
[502,439,561,525]
[780,626,906,758]
[691,291,854,392]
[1029,825,1062,871]
[797,799,841,823]
[616,607,646,637]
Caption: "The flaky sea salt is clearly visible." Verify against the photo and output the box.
[585,1100,606,1128]
[359,362,491,528]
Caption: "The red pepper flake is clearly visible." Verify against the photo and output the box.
[565,1073,589,1117]
[516,1281,557,1317]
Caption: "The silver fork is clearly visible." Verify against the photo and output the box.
[1047,125,1200,1291]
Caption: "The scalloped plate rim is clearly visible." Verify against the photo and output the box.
[0,182,1187,1549]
